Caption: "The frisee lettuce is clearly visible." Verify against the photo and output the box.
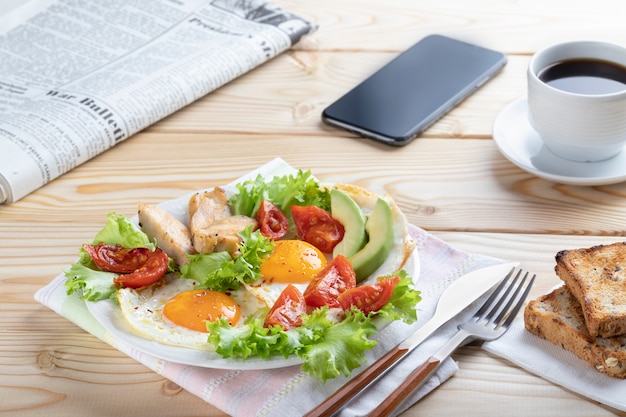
[229,169,331,219]
[64,262,118,301]
[299,308,378,381]
[64,212,155,300]
[180,227,274,291]
[206,307,378,382]
[205,273,420,382]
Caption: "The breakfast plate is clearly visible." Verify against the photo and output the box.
[79,159,421,371]
[492,97,626,186]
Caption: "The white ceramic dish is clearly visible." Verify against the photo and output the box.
[493,97,626,186]
[84,163,421,370]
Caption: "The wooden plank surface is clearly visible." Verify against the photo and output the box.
[2,0,626,416]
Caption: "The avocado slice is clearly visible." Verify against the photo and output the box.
[331,189,367,258]
[349,197,394,282]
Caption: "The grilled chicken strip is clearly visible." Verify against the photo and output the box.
[192,215,257,255]
[138,202,195,266]
[188,188,231,236]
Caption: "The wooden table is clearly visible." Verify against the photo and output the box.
[2,1,626,416]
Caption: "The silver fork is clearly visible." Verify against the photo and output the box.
[369,268,535,417]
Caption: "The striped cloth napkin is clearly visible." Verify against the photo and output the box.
[35,160,502,417]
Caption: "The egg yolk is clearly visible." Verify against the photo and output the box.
[162,289,241,332]
[261,240,327,284]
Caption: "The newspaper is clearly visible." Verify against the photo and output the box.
[0,0,315,204]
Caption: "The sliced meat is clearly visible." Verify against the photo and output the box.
[138,203,195,266]
[188,188,231,236]
[192,215,257,255]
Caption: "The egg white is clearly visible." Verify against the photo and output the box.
[244,281,310,310]
[117,273,267,350]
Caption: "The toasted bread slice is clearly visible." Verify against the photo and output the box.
[555,242,626,338]
[524,286,626,379]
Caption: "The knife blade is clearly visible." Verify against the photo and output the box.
[303,262,518,417]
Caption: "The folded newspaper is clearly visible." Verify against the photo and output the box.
[0,0,315,204]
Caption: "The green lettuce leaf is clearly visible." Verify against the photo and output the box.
[64,212,154,300]
[180,227,274,291]
[180,251,232,285]
[206,317,285,360]
[64,261,118,301]
[299,308,377,381]
[93,212,155,250]
[374,270,421,323]
[229,170,331,219]
[206,307,378,382]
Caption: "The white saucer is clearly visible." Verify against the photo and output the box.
[492,97,626,186]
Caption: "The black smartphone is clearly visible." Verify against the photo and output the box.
[321,34,507,146]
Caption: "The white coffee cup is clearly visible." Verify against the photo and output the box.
[527,41,626,162]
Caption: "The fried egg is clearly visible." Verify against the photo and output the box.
[246,239,328,308]
[117,273,266,350]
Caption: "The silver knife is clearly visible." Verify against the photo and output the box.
[303,262,518,417]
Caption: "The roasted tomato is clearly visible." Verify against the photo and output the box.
[303,255,356,308]
[255,200,289,240]
[83,243,150,273]
[337,276,400,315]
[264,284,306,330]
[113,248,169,288]
[291,205,344,253]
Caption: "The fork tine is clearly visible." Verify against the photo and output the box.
[482,269,535,329]
[474,269,535,331]
[490,269,526,325]
[472,267,515,319]
[481,269,523,324]
[501,272,535,328]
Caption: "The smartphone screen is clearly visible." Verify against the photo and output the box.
[321,34,507,146]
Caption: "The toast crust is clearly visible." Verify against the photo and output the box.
[555,242,626,338]
[524,286,626,379]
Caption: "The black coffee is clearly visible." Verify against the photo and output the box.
[538,58,626,94]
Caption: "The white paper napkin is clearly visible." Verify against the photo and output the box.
[484,316,626,412]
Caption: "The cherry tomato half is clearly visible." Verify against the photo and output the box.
[83,243,150,273]
[113,248,169,288]
[303,255,356,308]
[264,284,306,330]
[255,200,289,240]
[291,205,344,253]
[337,276,400,315]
